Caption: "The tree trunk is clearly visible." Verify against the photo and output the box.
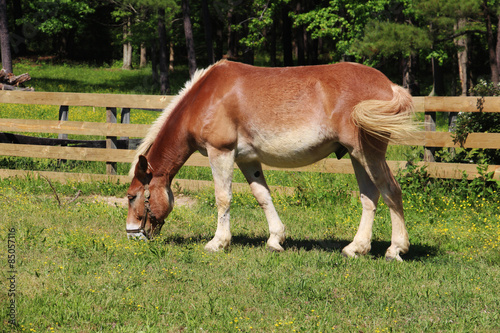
[122,17,133,70]
[430,56,445,96]
[157,8,170,95]
[140,44,147,68]
[227,3,237,60]
[303,1,317,65]
[202,0,214,64]
[402,54,419,96]
[484,5,499,85]
[307,32,318,65]
[182,0,197,77]
[151,42,158,83]
[270,13,277,66]
[282,4,293,66]
[497,14,500,82]
[11,0,26,56]
[169,41,175,72]
[295,3,305,66]
[215,22,223,61]
[0,0,13,73]
[454,19,470,95]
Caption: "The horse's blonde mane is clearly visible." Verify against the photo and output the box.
[129,64,216,178]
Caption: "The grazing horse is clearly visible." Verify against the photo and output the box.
[126,60,415,261]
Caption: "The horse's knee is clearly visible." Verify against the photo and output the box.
[360,193,377,212]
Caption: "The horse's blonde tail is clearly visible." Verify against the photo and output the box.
[351,85,417,143]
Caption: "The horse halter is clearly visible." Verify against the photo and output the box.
[126,184,164,239]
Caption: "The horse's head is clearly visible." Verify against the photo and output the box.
[126,155,174,240]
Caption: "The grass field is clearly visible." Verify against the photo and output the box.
[0,175,499,332]
[1,60,500,332]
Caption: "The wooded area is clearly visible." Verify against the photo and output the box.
[1,1,500,96]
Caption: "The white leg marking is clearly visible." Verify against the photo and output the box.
[238,161,285,252]
[205,147,235,252]
[347,153,409,260]
[342,158,379,258]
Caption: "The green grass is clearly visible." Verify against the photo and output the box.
[13,59,190,95]
[0,177,499,332]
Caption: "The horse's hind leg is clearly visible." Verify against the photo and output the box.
[237,161,285,252]
[204,147,235,252]
[342,158,380,258]
[348,151,409,261]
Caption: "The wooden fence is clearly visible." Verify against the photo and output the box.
[0,90,499,193]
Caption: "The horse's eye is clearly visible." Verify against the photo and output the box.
[127,194,136,202]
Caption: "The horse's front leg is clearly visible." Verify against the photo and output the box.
[204,147,235,252]
[237,161,285,252]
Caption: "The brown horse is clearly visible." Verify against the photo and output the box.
[126,60,415,261]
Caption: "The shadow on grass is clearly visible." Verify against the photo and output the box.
[159,234,438,262]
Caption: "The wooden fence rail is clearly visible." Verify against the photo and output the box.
[0,91,499,191]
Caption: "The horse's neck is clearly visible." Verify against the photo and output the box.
[147,124,193,182]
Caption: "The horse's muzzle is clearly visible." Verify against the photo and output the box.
[126,230,150,241]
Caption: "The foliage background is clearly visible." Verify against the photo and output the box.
[2,0,500,94]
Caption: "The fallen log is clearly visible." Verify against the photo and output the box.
[0,83,35,91]
[0,69,33,90]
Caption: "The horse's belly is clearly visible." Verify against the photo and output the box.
[236,127,339,167]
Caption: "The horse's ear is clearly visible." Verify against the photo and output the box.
[135,155,151,184]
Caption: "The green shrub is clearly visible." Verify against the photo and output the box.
[452,79,500,165]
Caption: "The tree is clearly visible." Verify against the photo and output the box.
[201,0,214,64]
[123,15,133,69]
[157,7,170,94]
[0,0,13,73]
[181,0,196,77]
[482,0,500,84]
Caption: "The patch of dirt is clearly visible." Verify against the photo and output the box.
[94,194,197,208]
[175,194,198,208]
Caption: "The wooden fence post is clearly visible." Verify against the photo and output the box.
[120,107,130,148]
[57,105,69,165]
[106,107,118,175]
[424,111,436,162]
[58,105,68,140]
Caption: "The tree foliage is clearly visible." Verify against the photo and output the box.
[352,21,432,58]
[3,0,500,96]
[19,0,94,37]
[292,0,389,59]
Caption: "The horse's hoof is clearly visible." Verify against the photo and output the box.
[267,243,284,252]
[385,254,404,262]
[341,250,358,259]
[204,240,229,252]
